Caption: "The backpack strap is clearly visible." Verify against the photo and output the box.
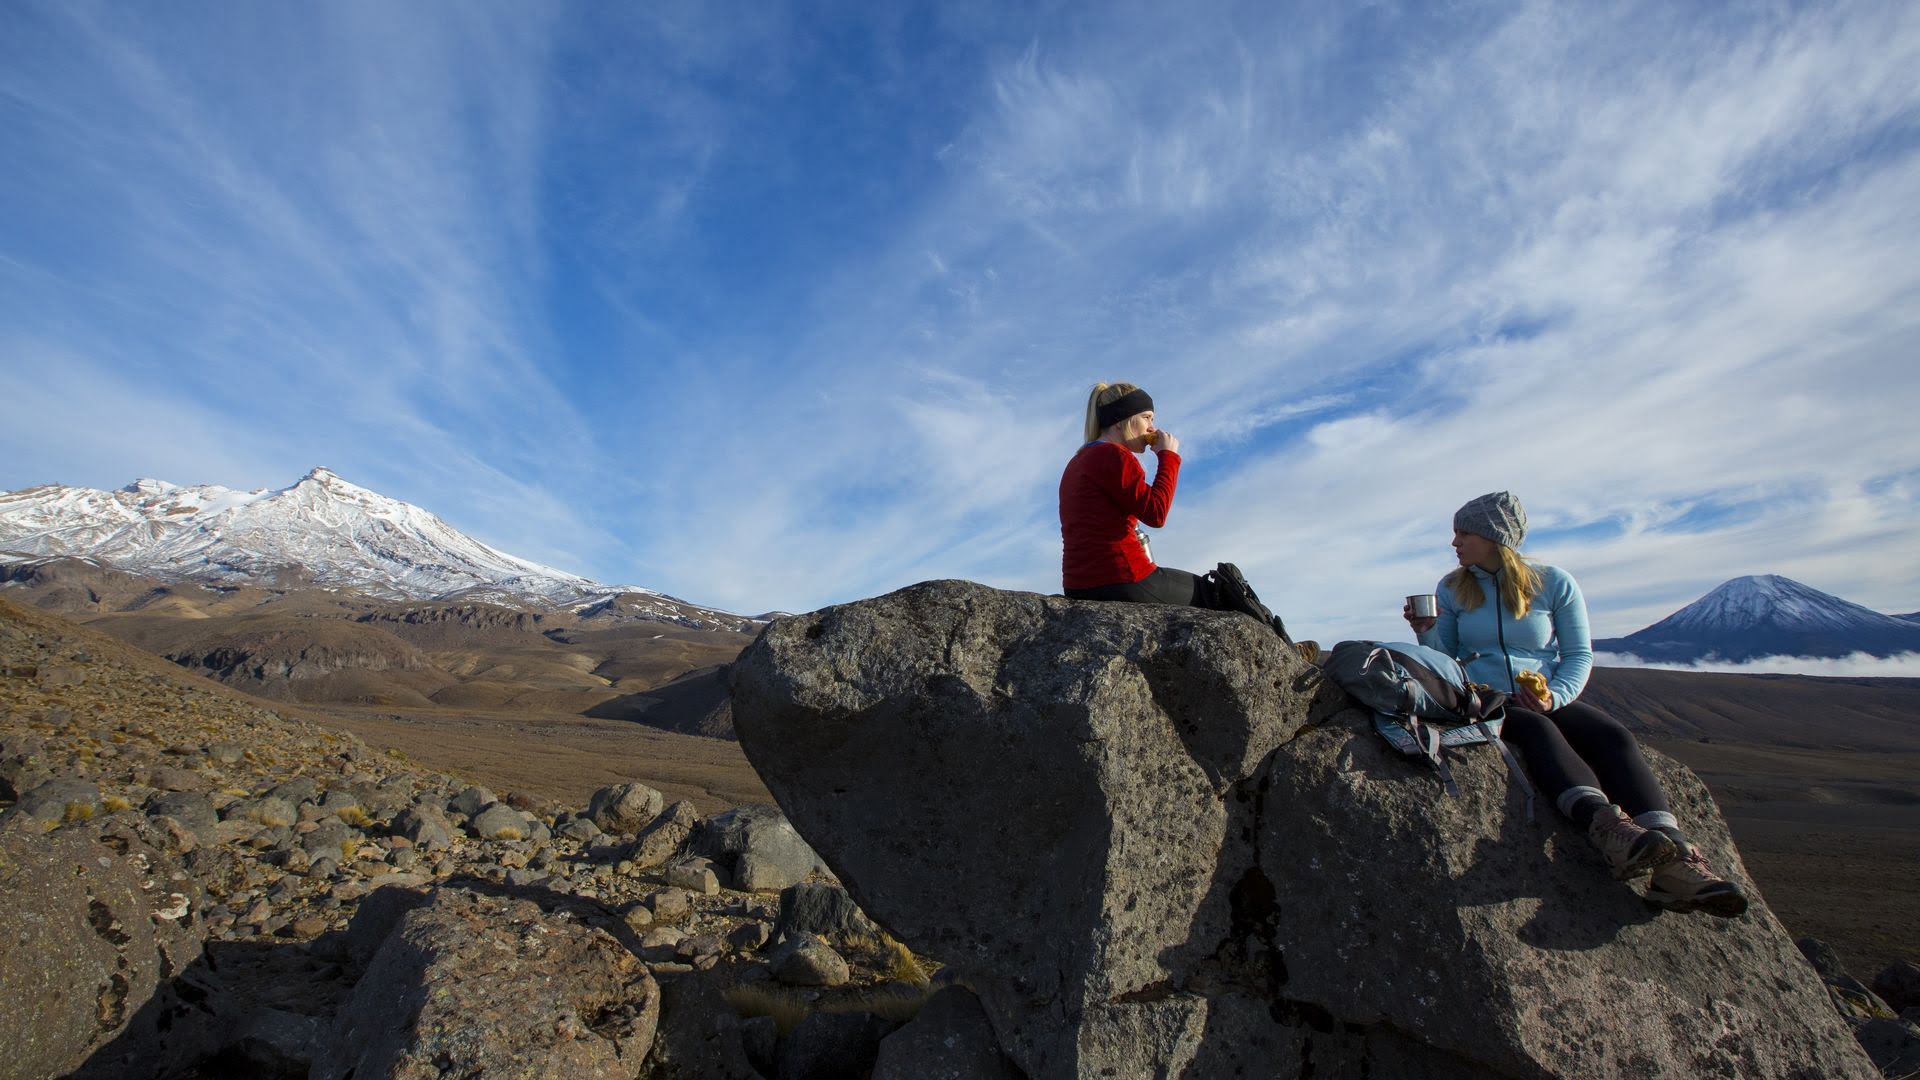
[1475,717,1536,823]
[1409,718,1460,798]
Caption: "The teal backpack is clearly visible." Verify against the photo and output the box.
[1323,640,1536,820]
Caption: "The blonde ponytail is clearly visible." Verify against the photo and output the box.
[1444,544,1542,619]
[1083,382,1140,442]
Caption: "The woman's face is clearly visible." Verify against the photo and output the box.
[1114,410,1156,451]
[1452,529,1500,570]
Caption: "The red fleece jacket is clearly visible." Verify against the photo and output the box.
[1058,440,1181,590]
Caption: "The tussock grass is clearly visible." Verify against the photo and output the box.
[723,980,935,1036]
[101,796,132,813]
[62,802,95,823]
[336,806,374,828]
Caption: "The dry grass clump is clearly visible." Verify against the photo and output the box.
[61,801,95,823]
[336,805,374,827]
[723,980,935,1036]
[101,796,132,813]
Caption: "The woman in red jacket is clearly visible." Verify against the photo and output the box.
[1060,382,1291,641]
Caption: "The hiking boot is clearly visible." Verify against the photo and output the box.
[1587,804,1676,880]
[1646,843,1749,917]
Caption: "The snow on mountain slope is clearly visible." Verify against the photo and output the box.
[1594,575,1920,662]
[0,468,750,626]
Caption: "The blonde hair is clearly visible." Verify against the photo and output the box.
[1445,544,1541,619]
[1083,382,1140,443]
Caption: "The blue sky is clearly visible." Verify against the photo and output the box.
[3,0,1919,645]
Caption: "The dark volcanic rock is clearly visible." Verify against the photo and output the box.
[777,1009,896,1080]
[0,820,207,1079]
[685,803,822,889]
[732,579,1877,1079]
[873,985,1022,1080]
[312,888,659,1080]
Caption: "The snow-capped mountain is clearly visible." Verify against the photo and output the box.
[0,468,750,626]
[1593,575,1920,662]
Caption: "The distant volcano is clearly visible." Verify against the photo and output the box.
[1593,575,1920,662]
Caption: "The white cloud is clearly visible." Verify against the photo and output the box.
[1596,651,1920,679]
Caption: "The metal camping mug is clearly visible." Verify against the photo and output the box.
[1407,593,1438,618]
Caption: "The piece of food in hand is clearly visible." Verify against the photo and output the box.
[1146,430,1161,445]
[1514,669,1549,703]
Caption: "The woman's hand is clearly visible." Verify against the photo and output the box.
[1152,430,1179,454]
[1403,601,1436,635]
[1514,685,1553,712]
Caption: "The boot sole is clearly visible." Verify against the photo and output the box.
[1646,884,1749,918]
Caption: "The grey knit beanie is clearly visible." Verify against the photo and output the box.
[1454,491,1527,549]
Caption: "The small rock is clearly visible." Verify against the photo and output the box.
[779,1010,895,1080]
[623,905,654,933]
[13,778,103,825]
[587,781,665,835]
[470,804,531,841]
[208,743,245,766]
[269,778,322,806]
[872,985,1023,1080]
[447,784,496,819]
[229,796,299,828]
[148,766,205,792]
[394,806,454,850]
[727,921,770,951]
[556,817,604,843]
[291,915,329,937]
[741,1014,778,1076]
[1875,960,1920,1015]
[1855,1018,1920,1078]
[646,888,691,920]
[770,932,850,987]
[667,861,721,895]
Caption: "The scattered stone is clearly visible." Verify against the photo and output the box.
[1875,960,1920,1015]
[646,888,691,921]
[581,780,661,836]
[770,932,850,987]
[394,806,453,850]
[685,803,822,889]
[469,802,532,841]
[228,796,299,828]
[12,777,103,825]
[624,798,698,869]
[728,920,771,951]
[644,974,761,1080]
[557,816,605,843]
[779,1010,896,1080]
[146,791,219,838]
[269,777,322,806]
[312,890,659,1080]
[623,904,654,933]
[668,860,721,895]
[0,821,208,1079]
[447,784,496,819]
[771,882,879,944]
[207,742,246,765]
[873,985,1022,1080]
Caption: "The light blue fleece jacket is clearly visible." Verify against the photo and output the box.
[1416,562,1593,710]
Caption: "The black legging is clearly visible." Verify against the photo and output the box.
[1064,566,1216,607]
[1501,700,1670,818]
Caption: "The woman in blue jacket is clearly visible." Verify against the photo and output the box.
[1406,492,1747,917]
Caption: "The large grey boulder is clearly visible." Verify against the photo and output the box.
[731,579,1878,1080]
[588,780,665,835]
[312,888,659,1080]
[0,820,210,1079]
[684,803,822,890]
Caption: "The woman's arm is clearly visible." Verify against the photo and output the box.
[1547,570,1593,708]
[1416,583,1461,656]
[1093,445,1181,527]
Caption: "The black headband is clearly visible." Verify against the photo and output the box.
[1095,388,1154,430]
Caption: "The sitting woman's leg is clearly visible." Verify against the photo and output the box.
[1549,701,1748,916]
[1501,707,1674,878]
[1546,701,1671,826]
[1064,567,1210,606]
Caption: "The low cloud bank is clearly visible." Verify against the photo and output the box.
[1594,651,1920,678]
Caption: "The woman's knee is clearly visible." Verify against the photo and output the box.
[1500,707,1554,746]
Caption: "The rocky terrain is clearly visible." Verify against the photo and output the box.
[0,595,947,1078]
[6,580,1919,1078]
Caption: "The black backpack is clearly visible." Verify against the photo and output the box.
[1207,562,1291,643]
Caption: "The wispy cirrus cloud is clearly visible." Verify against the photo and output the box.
[2,0,1916,644]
